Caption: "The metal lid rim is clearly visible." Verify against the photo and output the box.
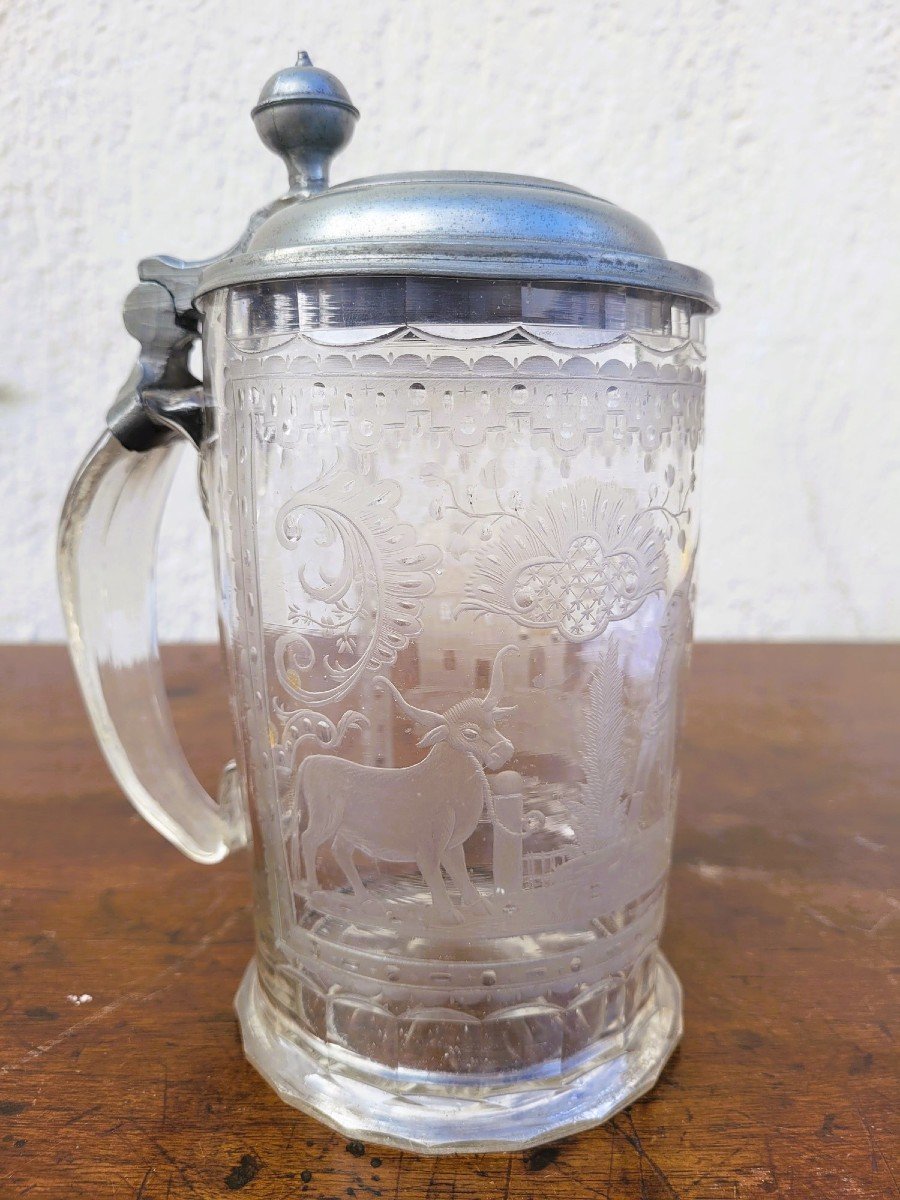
[196,243,717,310]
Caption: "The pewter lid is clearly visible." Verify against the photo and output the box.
[196,55,716,311]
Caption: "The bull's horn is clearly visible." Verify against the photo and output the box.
[484,644,519,709]
[492,704,518,721]
[373,676,443,729]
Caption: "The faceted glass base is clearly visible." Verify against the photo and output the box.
[234,955,682,1154]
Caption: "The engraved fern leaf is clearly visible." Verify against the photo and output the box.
[571,640,633,853]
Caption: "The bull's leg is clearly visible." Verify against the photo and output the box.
[331,835,368,901]
[442,843,489,911]
[418,854,463,924]
[301,827,324,891]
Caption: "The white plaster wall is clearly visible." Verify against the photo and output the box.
[1,0,897,641]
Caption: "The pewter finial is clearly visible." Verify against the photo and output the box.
[252,56,359,196]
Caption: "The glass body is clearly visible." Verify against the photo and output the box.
[194,276,705,1140]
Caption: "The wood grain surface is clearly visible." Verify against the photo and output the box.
[0,644,897,1199]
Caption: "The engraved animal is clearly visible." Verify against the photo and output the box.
[294,646,518,923]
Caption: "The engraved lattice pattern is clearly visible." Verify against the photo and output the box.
[515,537,643,640]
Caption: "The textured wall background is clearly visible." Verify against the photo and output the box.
[2,0,897,641]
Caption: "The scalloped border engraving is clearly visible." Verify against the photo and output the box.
[228,347,704,459]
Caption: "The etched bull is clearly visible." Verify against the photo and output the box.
[294,645,518,923]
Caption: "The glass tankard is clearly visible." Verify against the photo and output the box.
[58,55,716,1152]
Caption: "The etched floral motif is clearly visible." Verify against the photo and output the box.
[271,709,371,781]
[273,461,443,709]
[445,478,672,641]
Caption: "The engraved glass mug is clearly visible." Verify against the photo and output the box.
[58,56,716,1152]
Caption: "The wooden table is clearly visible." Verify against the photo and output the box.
[0,645,897,1198]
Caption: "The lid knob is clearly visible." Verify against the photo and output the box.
[251,52,359,196]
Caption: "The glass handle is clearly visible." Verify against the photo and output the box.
[58,431,248,863]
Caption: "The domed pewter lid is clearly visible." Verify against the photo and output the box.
[195,55,716,311]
